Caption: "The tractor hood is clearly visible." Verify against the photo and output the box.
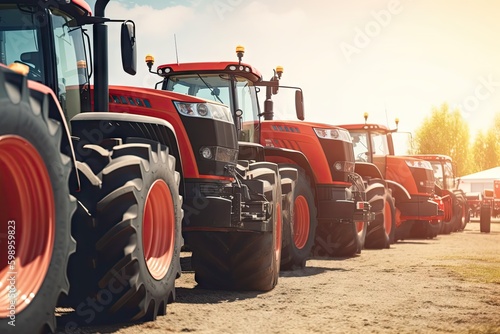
[99,85,238,179]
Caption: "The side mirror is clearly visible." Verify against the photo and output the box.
[121,20,137,75]
[295,89,304,121]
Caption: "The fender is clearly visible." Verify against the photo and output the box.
[247,161,298,196]
[71,112,184,193]
[263,146,316,188]
[354,162,384,180]
[453,188,466,200]
[238,141,265,161]
[385,179,411,202]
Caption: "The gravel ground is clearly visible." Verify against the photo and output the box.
[60,221,500,334]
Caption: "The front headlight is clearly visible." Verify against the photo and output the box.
[199,146,238,163]
[174,101,233,123]
[405,159,432,170]
[314,128,352,143]
[333,161,355,172]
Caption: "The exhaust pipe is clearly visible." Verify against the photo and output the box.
[94,0,110,112]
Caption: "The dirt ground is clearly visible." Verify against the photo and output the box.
[62,221,500,334]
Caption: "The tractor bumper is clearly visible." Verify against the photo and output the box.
[399,195,440,221]
[182,179,272,233]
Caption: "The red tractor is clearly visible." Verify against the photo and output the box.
[410,154,470,233]
[104,55,286,288]
[1,1,184,333]
[340,116,444,240]
[149,47,375,260]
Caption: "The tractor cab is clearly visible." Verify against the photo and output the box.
[411,155,456,191]
[341,115,436,196]
[348,123,394,177]
[150,50,263,144]
[342,121,400,180]
[149,46,304,147]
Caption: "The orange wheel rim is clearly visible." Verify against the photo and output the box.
[0,135,55,316]
[143,180,175,280]
[384,201,392,235]
[395,208,403,227]
[356,222,364,234]
[293,195,310,250]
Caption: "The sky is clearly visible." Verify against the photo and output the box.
[86,0,500,140]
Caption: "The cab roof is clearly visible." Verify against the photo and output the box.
[157,61,263,83]
[411,154,453,162]
[71,0,92,14]
[337,123,391,132]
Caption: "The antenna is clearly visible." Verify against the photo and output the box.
[174,34,179,65]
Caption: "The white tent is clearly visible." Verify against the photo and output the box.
[458,166,500,193]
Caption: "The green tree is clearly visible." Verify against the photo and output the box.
[471,130,487,172]
[493,113,500,163]
[470,112,500,172]
[414,103,472,176]
[484,129,499,169]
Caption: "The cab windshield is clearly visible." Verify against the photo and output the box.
[431,161,455,190]
[0,5,45,82]
[0,4,88,121]
[431,162,444,189]
[162,73,260,143]
[350,131,390,162]
[444,161,454,189]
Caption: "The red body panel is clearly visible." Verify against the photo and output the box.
[261,120,351,186]
[385,156,421,195]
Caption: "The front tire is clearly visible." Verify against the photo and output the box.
[364,182,395,249]
[312,222,364,257]
[480,205,491,233]
[189,164,282,291]
[280,169,317,270]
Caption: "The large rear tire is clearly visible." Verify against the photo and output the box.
[280,169,317,270]
[189,164,281,291]
[0,69,75,334]
[67,141,182,324]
